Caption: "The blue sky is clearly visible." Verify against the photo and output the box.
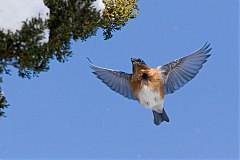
[0,0,239,159]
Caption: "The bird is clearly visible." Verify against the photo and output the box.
[87,42,212,125]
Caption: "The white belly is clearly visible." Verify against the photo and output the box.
[138,85,164,113]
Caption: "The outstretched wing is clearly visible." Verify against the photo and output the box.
[158,42,212,95]
[87,58,136,100]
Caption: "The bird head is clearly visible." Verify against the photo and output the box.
[131,58,146,65]
[131,58,150,74]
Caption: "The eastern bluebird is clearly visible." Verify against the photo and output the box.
[88,43,211,125]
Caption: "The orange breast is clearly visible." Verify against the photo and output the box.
[130,67,164,101]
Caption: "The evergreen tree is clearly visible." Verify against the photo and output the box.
[0,0,139,117]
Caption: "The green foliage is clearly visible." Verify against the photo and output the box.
[45,0,99,42]
[101,0,139,39]
[0,86,9,117]
[0,0,139,117]
[0,96,8,117]
[0,17,50,79]
[0,65,9,117]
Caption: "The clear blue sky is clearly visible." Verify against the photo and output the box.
[0,0,239,159]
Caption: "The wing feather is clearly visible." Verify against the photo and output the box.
[159,42,212,95]
[87,58,136,100]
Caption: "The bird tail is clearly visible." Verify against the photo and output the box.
[152,109,169,125]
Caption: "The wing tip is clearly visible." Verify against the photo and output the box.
[206,53,211,58]
[86,57,93,64]
[202,42,212,54]
[86,57,97,70]
[195,42,212,60]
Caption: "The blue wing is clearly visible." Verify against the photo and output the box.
[87,58,136,100]
[159,42,212,95]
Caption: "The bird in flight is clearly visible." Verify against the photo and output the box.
[88,43,212,125]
